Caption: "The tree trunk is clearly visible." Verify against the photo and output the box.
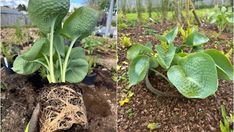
[161,0,169,22]
[189,0,202,26]
[147,0,153,18]
[122,0,127,15]
[136,0,142,20]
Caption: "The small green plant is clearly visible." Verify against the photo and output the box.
[12,0,99,83]
[118,23,128,31]
[82,36,103,55]
[208,6,234,33]
[86,55,97,74]
[81,36,103,74]
[127,26,233,99]
[120,36,132,47]
[220,105,234,132]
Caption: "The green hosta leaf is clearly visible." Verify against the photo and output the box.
[227,17,234,23]
[12,57,42,75]
[22,38,48,60]
[128,55,150,86]
[28,0,69,34]
[156,43,176,69]
[204,49,233,80]
[185,31,209,46]
[155,34,167,42]
[54,34,65,57]
[65,58,88,83]
[167,53,218,99]
[165,26,178,44]
[221,6,227,13]
[127,44,153,60]
[70,47,86,59]
[12,38,48,74]
[65,47,88,83]
[62,7,99,40]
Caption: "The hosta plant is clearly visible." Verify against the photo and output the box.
[127,26,233,99]
[14,0,99,131]
[208,6,234,33]
[12,0,99,83]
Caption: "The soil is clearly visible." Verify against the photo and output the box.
[117,22,233,131]
[1,66,116,132]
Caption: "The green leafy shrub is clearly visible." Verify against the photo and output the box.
[12,0,99,83]
[208,6,234,33]
[127,26,233,99]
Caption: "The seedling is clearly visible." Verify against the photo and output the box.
[125,108,134,118]
[12,0,99,83]
[120,36,132,47]
[127,26,233,99]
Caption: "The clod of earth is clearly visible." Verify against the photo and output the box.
[38,85,87,132]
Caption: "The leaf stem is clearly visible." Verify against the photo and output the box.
[61,37,79,82]
[150,68,171,83]
[49,20,56,83]
[56,50,63,82]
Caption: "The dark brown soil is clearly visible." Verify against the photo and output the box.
[1,66,116,132]
[117,22,233,131]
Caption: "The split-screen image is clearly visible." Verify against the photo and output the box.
[0,0,233,132]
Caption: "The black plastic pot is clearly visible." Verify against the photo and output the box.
[82,73,97,85]
[3,57,15,74]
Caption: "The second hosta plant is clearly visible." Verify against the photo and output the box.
[127,26,233,99]
[12,0,99,83]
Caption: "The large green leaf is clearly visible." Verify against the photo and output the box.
[12,38,48,74]
[185,31,209,46]
[12,57,42,75]
[28,0,69,34]
[156,43,176,69]
[155,26,178,44]
[127,44,153,60]
[165,26,178,44]
[204,49,233,80]
[167,53,218,99]
[128,55,150,86]
[65,58,88,83]
[21,38,48,60]
[70,47,86,59]
[65,47,88,83]
[61,7,99,40]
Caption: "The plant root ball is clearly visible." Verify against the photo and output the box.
[38,84,88,132]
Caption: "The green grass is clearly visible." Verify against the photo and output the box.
[125,8,217,22]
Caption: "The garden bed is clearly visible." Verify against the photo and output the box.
[117,22,233,131]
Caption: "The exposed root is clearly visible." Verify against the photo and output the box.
[38,85,88,132]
